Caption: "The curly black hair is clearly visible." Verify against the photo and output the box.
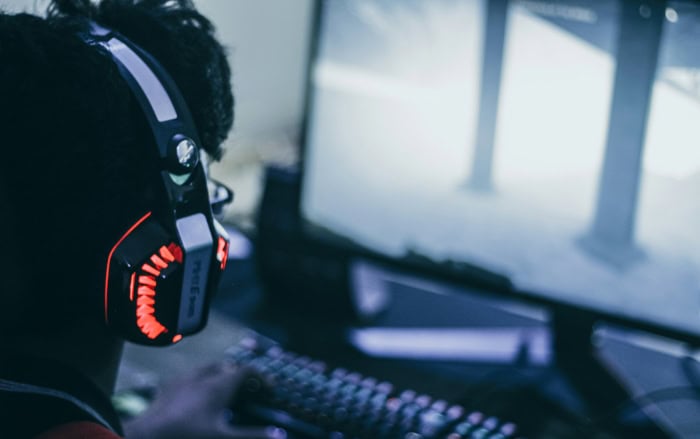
[0,0,233,333]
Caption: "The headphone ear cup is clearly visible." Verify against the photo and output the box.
[105,213,184,346]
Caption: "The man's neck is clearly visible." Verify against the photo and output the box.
[2,324,124,396]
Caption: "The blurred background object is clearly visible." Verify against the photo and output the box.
[0,0,313,229]
[193,1,313,230]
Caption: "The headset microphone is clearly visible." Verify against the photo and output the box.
[81,22,231,346]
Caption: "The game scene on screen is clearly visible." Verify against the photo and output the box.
[302,0,700,334]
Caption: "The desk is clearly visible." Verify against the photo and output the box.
[116,237,699,438]
[209,244,698,438]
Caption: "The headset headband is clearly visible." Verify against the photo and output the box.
[81,21,231,345]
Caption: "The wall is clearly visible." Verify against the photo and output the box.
[0,0,314,222]
[0,0,313,144]
[196,0,312,143]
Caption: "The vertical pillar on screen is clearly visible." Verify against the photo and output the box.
[584,0,665,264]
[469,0,509,192]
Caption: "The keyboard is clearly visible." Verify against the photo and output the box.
[226,334,522,439]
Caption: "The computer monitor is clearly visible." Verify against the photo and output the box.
[300,0,700,342]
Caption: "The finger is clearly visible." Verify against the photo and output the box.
[224,369,272,411]
[200,365,260,408]
[157,362,231,392]
[193,361,235,379]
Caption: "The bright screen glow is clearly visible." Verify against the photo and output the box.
[302,0,700,335]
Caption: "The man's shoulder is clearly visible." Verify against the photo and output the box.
[0,352,123,438]
[34,422,122,439]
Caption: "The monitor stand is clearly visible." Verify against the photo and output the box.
[550,310,657,434]
[345,310,668,437]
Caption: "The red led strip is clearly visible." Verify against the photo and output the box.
[106,216,187,342]
[105,212,152,323]
[217,236,229,270]
[134,244,184,340]
[129,272,136,302]
[135,275,166,340]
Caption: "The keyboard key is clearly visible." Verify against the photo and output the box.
[447,405,465,420]
[266,346,283,358]
[471,427,490,439]
[431,399,448,413]
[454,421,476,436]
[483,416,499,431]
[345,372,363,384]
[327,378,344,390]
[386,397,404,412]
[294,356,312,367]
[361,377,378,388]
[500,422,517,437]
[308,360,327,373]
[415,394,432,408]
[467,411,484,425]
[332,368,348,379]
[400,389,417,402]
[376,381,394,394]
[280,364,299,377]
[418,409,448,436]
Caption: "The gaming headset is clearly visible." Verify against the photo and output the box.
[80,22,232,346]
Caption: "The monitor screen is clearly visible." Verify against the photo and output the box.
[301,0,700,337]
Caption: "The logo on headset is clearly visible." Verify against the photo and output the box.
[187,259,203,318]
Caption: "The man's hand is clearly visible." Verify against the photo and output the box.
[123,363,285,439]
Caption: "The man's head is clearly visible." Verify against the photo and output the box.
[0,0,233,336]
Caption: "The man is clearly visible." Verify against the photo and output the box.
[0,0,279,437]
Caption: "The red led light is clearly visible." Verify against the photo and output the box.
[138,275,157,287]
[105,212,152,323]
[138,285,155,296]
[172,334,183,343]
[137,295,155,305]
[150,254,168,269]
[159,245,175,262]
[167,242,183,263]
[217,236,229,270]
[135,271,166,340]
[134,242,184,340]
[129,272,136,302]
[141,263,160,276]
